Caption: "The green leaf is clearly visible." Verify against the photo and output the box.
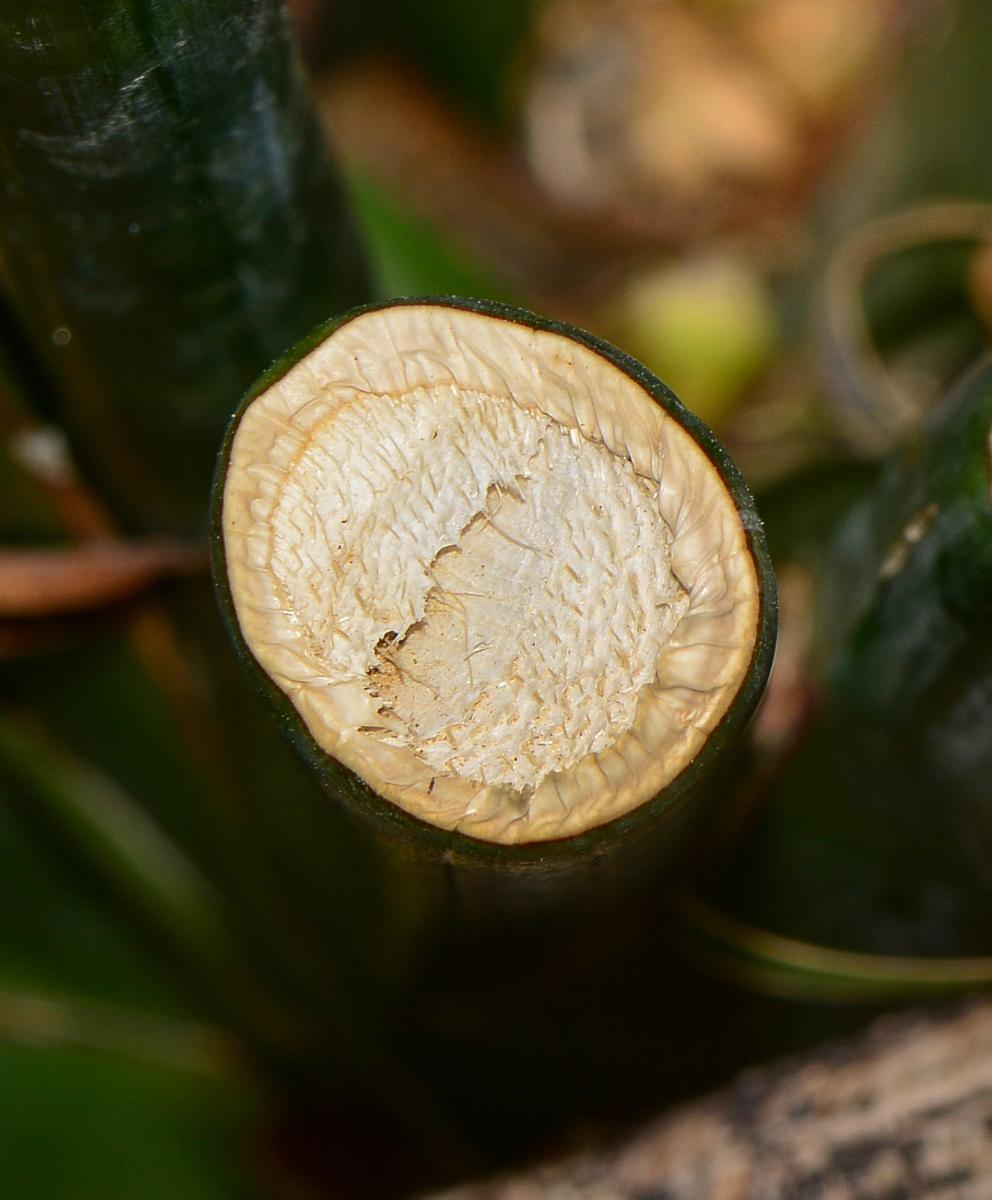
[0,1042,262,1200]
[347,171,521,305]
[0,713,229,962]
[388,0,534,130]
[0,771,193,1015]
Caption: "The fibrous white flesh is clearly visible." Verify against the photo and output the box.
[271,386,688,792]
[224,306,760,844]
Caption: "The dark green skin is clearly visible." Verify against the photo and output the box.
[0,0,370,536]
[211,297,778,887]
[720,356,992,955]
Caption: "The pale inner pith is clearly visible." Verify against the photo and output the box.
[269,384,688,793]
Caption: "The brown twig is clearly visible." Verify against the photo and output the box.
[0,540,202,619]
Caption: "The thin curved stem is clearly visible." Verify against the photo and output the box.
[820,201,992,453]
[671,888,992,1004]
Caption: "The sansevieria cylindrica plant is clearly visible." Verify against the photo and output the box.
[0,0,783,1185]
[0,0,370,534]
[214,297,777,874]
[682,354,992,1002]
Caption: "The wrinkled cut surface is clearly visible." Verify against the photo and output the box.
[271,386,688,791]
[223,305,761,843]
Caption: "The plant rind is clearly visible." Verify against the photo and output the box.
[211,297,777,868]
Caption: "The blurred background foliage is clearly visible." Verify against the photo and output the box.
[5,0,992,1197]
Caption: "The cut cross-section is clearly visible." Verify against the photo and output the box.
[221,303,767,844]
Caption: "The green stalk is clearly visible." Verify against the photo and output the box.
[214,297,777,891]
[0,710,480,1172]
[0,0,370,535]
[701,354,992,971]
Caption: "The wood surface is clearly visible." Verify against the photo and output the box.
[434,999,992,1200]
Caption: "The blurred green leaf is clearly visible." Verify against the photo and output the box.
[828,0,992,228]
[0,713,229,962]
[389,0,534,129]
[348,171,522,305]
[0,774,193,1015]
[0,637,225,876]
[885,0,992,207]
[0,1042,262,1200]
[755,459,882,573]
[0,701,265,1197]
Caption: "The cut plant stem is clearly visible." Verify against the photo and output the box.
[0,0,370,534]
[695,355,992,970]
[218,300,775,852]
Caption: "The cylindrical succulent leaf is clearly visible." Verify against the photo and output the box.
[214,299,776,866]
[0,0,370,535]
[712,354,992,959]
